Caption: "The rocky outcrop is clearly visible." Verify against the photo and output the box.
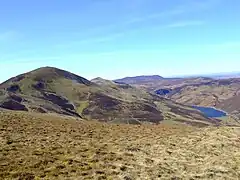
[42,92,82,118]
[43,92,75,110]
[32,82,45,90]
[0,99,28,111]
[7,94,23,103]
[7,85,21,92]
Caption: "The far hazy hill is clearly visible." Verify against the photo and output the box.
[114,75,164,84]
[0,67,217,126]
[115,75,213,91]
[206,72,240,79]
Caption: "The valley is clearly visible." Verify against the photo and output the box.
[116,75,240,123]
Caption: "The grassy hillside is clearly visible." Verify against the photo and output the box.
[0,111,239,179]
[0,67,216,126]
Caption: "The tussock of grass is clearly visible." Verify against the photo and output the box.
[0,111,239,179]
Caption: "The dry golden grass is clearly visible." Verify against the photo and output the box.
[0,111,240,180]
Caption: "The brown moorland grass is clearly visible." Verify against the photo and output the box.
[0,111,240,180]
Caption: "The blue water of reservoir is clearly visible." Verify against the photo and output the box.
[192,106,227,118]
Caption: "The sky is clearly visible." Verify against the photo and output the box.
[0,0,239,82]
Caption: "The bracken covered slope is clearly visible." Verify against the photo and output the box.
[0,111,239,179]
[0,67,217,125]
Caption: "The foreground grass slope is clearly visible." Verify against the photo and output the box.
[0,111,239,180]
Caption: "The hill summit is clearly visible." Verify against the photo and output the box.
[2,66,91,86]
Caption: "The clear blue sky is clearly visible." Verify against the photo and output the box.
[0,0,239,82]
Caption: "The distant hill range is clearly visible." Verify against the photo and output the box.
[115,75,212,91]
[208,72,240,79]
[178,72,240,79]
[114,72,240,86]
[114,75,164,84]
[0,67,218,126]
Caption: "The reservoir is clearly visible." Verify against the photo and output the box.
[192,106,227,118]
